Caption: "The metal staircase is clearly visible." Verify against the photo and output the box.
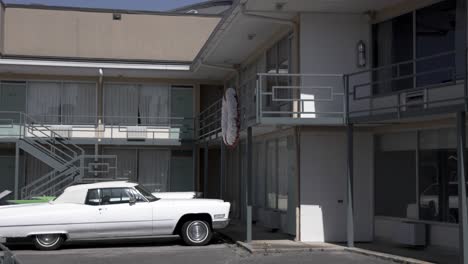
[17,113,85,199]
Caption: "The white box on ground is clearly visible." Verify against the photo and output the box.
[300,205,324,242]
[394,221,426,246]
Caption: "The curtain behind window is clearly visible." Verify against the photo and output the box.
[103,148,138,181]
[62,82,97,124]
[139,84,170,125]
[104,84,138,125]
[138,149,170,192]
[27,82,61,123]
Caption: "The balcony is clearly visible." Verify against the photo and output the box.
[197,73,346,142]
[0,112,194,145]
[254,73,346,126]
[347,51,466,123]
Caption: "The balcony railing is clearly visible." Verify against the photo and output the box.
[256,73,346,125]
[196,73,347,142]
[197,99,222,142]
[346,50,466,122]
[0,112,195,143]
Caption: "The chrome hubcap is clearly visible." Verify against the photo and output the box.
[187,221,208,243]
[36,234,60,247]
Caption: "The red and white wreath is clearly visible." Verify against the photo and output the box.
[221,88,240,148]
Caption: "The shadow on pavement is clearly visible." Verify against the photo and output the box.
[6,232,232,251]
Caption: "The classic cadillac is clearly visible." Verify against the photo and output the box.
[0,182,230,250]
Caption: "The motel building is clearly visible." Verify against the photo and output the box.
[0,0,468,262]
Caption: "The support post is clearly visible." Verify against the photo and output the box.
[220,140,226,199]
[346,124,354,247]
[457,112,468,264]
[192,144,198,192]
[14,143,19,200]
[204,142,209,198]
[246,126,253,242]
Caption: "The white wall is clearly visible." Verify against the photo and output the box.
[299,13,370,117]
[300,129,373,242]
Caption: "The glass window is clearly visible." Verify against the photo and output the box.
[416,0,456,87]
[419,128,459,223]
[265,34,292,108]
[86,189,100,206]
[134,185,158,202]
[100,188,132,205]
[266,140,277,209]
[277,138,289,211]
[372,13,414,95]
[375,132,417,218]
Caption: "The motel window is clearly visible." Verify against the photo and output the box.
[375,132,417,218]
[266,34,292,106]
[372,0,460,96]
[103,83,170,126]
[375,127,468,223]
[26,81,97,124]
[260,135,296,212]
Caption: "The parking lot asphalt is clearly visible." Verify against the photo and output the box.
[8,235,395,264]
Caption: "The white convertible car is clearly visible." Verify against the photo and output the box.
[0,182,230,250]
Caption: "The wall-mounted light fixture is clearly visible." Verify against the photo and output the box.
[113,13,122,20]
[357,40,367,68]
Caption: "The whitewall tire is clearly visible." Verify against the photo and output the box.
[33,234,64,250]
[181,220,212,246]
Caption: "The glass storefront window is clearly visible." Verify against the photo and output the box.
[375,132,417,218]
[419,128,459,223]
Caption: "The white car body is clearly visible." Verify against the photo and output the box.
[152,192,199,199]
[0,182,230,242]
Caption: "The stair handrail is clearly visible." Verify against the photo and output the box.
[24,166,81,198]
[20,156,81,198]
[26,167,79,198]
[20,137,73,165]
[21,112,85,157]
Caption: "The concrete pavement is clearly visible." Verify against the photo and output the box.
[8,236,398,264]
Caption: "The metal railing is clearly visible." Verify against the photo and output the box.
[0,242,22,264]
[256,73,346,123]
[198,99,222,141]
[21,155,118,199]
[346,50,466,121]
[0,112,195,142]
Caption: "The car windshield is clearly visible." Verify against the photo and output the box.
[135,185,158,202]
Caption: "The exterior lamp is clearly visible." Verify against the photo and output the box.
[357,40,367,68]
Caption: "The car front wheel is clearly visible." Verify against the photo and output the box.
[181,220,212,246]
[33,234,64,250]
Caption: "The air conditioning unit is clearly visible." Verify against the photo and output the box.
[127,126,147,141]
[401,90,426,112]
[394,221,426,246]
[51,125,72,139]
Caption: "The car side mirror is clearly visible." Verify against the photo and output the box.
[129,196,137,205]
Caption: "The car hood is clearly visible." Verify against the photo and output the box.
[152,192,199,199]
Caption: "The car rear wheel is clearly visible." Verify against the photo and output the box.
[181,220,212,246]
[33,234,64,250]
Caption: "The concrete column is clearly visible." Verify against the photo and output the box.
[14,143,19,200]
[204,142,209,198]
[246,126,253,242]
[457,112,468,264]
[220,140,226,199]
[346,124,354,247]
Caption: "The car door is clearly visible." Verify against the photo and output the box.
[94,188,153,238]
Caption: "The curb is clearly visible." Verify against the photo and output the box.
[236,241,345,254]
[235,240,434,264]
[344,247,434,264]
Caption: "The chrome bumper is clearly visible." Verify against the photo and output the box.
[212,219,230,229]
